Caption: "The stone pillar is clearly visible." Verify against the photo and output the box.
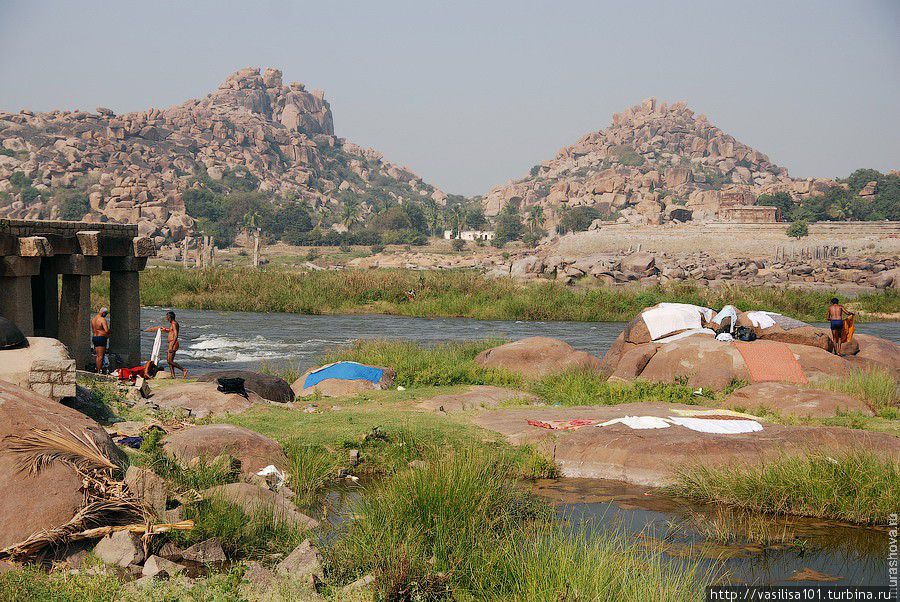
[0,276,35,336]
[109,270,141,367]
[58,274,91,370]
[32,262,59,338]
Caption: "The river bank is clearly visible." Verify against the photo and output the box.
[92,267,900,324]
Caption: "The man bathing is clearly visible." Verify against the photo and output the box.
[146,310,187,378]
[91,307,110,372]
[826,297,853,356]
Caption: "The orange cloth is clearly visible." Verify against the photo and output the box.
[841,314,855,343]
[526,419,598,431]
[734,340,808,384]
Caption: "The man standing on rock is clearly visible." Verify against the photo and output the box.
[826,297,853,356]
[146,311,187,378]
[91,307,110,373]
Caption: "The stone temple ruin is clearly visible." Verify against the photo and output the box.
[0,218,155,372]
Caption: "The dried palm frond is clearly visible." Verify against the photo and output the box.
[6,427,122,475]
[0,497,145,560]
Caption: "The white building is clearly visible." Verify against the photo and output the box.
[443,229,495,241]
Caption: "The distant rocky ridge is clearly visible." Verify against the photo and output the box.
[482,98,837,227]
[0,67,445,242]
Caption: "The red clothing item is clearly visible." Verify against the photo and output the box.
[117,365,148,382]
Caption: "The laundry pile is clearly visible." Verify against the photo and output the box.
[527,413,764,435]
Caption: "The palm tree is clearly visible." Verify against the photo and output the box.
[451,204,465,237]
[341,198,361,229]
[527,205,545,234]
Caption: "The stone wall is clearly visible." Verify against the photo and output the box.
[28,358,77,399]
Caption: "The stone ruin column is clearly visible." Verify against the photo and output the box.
[105,256,144,367]
[0,258,39,336]
[58,273,92,370]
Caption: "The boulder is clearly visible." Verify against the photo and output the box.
[622,314,654,345]
[473,402,900,487]
[757,325,834,353]
[0,337,76,400]
[198,370,294,403]
[277,539,322,578]
[181,538,226,564]
[142,554,185,578]
[598,333,628,375]
[162,424,287,476]
[93,531,144,567]
[610,344,659,380]
[201,482,319,530]
[150,381,265,418]
[621,252,656,274]
[0,380,126,550]
[851,334,900,377]
[784,343,850,381]
[726,382,873,418]
[638,336,750,390]
[475,337,602,378]
[125,466,167,518]
[417,385,537,413]
[292,365,395,398]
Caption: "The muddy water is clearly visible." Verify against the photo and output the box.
[137,307,900,374]
[313,478,889,586]
[534,478,890,586]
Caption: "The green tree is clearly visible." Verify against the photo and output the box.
[494,201,524,244]
[557,206,603,234]
[57,190,90,221]
[786,220,809,239]
[756,192,794,221]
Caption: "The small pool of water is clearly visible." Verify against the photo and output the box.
[312,477,890,586]
[534,478,889,586]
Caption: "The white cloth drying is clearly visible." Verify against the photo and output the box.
[657,328,716,344]
[641,303,714,340]
[712,305,739,333]
[746,311,776,330]
[667,416,763,434]
[715,333,734,342]
[150,328,163,364]
[597,416,672,430]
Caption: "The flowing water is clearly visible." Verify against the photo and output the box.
[137,307,900,374]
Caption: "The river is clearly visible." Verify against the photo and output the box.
[137,307,900,374]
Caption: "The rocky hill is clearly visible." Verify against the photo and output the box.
[0,67,446,242]
[482,98,837,227]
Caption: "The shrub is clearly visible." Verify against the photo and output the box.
[451,238,466,251]
[786,220,808,239]
[57,190,90,221]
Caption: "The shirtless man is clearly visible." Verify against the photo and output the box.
[146,311,187,378]
[90,307,110,372]
[826,297,853,356]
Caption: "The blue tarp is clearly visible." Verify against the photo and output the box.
[304,361,385,389]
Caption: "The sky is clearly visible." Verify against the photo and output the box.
[0,1,898,196]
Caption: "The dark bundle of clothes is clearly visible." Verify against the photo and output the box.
[733,326,757,342]
[217,376,248,398]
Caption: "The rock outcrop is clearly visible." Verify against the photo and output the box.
[475,337,602,378]
[0,380,126,549]
[198,370,294,403]
[482,97,838,228]
[149,381,265,418]
[725,382,872,418]
[0,67,444,242]
[163,424,287,476]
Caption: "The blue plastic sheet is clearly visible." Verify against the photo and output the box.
[304,361,384,389]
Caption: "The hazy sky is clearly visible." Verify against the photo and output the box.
[1,1,898,196]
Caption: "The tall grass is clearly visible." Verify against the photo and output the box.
[668,452,900,526]
[819,367,899,418]
[530,369,712,406]
[91,267,900,322]
[173,496,306,559]
[324,450,707,600]
[325,339,522,388]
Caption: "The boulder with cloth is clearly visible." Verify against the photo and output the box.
[601,303,900,396]
[292,361,396,398]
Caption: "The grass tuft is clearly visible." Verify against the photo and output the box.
[668,451,900,526]
[819,367,899,418]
